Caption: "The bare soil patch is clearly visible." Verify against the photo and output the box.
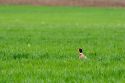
[0,0,125,7]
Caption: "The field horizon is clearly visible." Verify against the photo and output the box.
[1,0,125,7]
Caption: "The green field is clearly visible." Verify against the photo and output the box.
[0,6,125,82]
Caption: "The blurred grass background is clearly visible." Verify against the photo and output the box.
[0,6,125,82]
